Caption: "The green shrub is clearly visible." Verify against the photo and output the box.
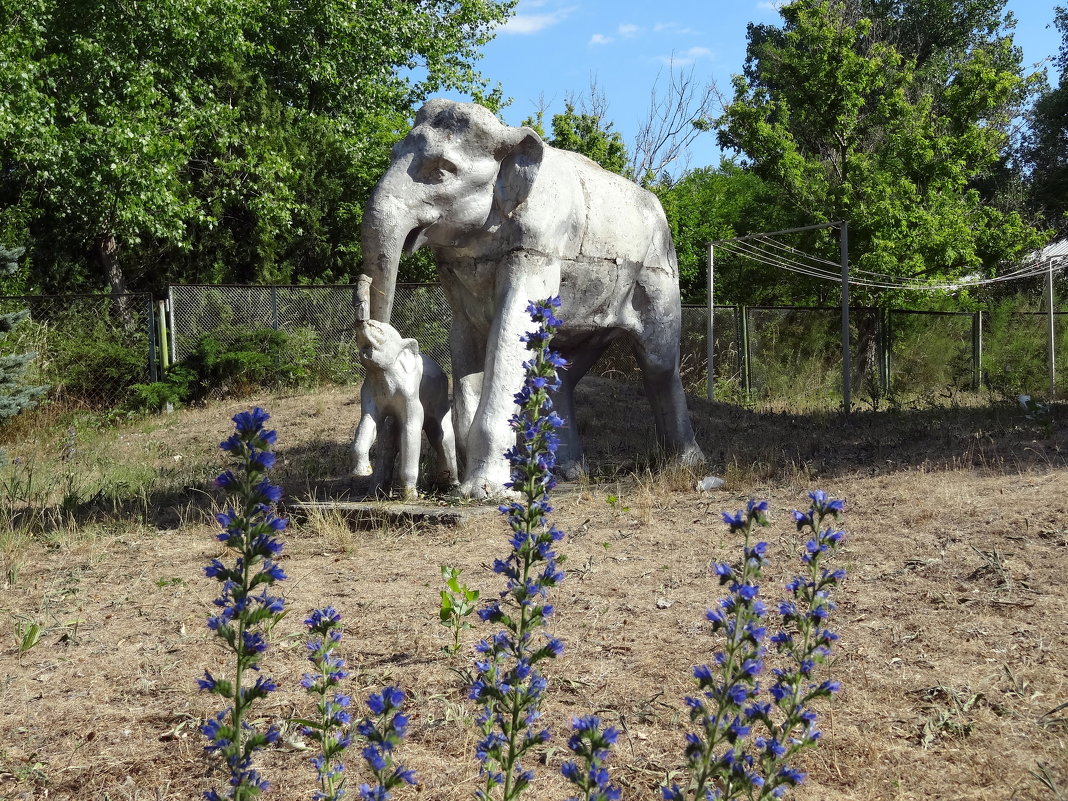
[23,309,149,407]
[182,326,318,398]
[981,296,1052,401]
[127,366,196,412]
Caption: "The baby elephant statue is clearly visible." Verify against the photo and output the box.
[351,275,457,499]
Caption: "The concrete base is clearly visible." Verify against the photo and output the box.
[286,497,499,528]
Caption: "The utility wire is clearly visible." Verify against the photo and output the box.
[715,236,1062,292]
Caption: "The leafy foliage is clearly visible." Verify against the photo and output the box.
[1024,6,1068,234]
[653,162,775,303]
[716,0,1046,303]
[525,102,631,177]
[184,327,318,398]
[0,0,513,293]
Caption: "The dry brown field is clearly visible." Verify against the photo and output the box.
[0,378,1065,800]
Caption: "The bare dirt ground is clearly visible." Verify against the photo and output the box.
[0,378,1066,801]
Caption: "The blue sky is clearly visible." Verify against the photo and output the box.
[449,0,1062,171]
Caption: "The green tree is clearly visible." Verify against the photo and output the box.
[653,161,774,303]
[548,102,630,176]
[524,86,631,177]
[717,0,1046,304]
[0,0,512,295]
[1025,6,1068,235]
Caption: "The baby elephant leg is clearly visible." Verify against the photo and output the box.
[397,402,424,500]
[351,387,378,477]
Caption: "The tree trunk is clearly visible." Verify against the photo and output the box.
[98,233,134,329]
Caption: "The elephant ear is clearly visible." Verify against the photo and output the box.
[493,126,544,219]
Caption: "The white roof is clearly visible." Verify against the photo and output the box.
[1026,238,1068,264]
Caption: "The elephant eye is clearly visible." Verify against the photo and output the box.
[421,157,457,183]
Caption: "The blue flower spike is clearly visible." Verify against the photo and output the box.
[355,687,417,801]
[471,297,569,801]
[560,716,622,801]
[301,607,354,801]
[199,407,287,801]
[671,492,845,801]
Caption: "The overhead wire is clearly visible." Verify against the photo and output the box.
[714,235,1062,292]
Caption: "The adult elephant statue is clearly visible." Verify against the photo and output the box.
[362,98,704,499]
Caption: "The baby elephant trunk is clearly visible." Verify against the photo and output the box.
[354,274,373,323]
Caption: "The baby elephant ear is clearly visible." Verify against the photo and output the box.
[402,337,421,356]
[493,126,544,219]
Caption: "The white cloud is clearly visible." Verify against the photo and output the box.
[589,33,613,45]
[501,6,575,34]
[655,46,713,66]
[757,0,785,11]
[654,21,699,35]
[617,23,641,38]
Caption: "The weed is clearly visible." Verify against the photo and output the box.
[14,617,43,659]
[439,565,480,656]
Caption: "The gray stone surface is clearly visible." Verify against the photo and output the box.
[351,275,457,498]
[362,98,704,498]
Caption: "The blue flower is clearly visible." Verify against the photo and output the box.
[722,509,746,530]
[474,298,569,798]
[248,449,276,471]
[233,407,271,434]
[254,480,282,504]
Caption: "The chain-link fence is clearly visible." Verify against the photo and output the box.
[5,285,1068,414]
[168,283,452,386]
[0,293,153,409]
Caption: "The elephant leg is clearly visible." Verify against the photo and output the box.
[351,387,378,477]
[398,402,424,500]
[448,314,486,474]
[633,334,705,467]
[460,253,561,499]
[553,338,613,480]
[368,416,398,496]
[423,412,458,488]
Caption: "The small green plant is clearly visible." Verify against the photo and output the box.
[15,617,43,658]
[439,565,480,656]
[605,494,630,514]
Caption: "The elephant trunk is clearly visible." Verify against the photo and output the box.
[361,168,425,324]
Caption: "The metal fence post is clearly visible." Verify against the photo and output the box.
[157,300,171,371]
[1046,261,1057,397]
[271,286,280,331]
[707,242,715,400]
[840,222,851,413]
[738,305,751,397]
[972,310,983,390]
[148,297,158,383]
[877,307,891,393]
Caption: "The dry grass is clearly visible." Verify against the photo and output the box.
[0,379,1066,800]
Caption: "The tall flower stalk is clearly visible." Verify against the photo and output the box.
[666,493,845,801]
[469,297,567,801]
[199,407,288,801]
[561,716,622,801]
[355,688,417,800]
[758,491,845,798]
[302,607,352,801]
